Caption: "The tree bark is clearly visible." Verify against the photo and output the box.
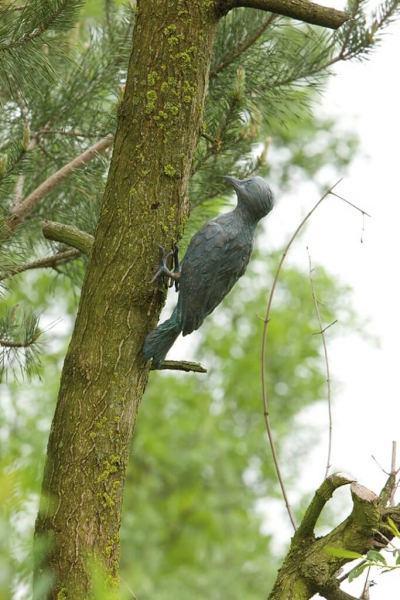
[268,475,400,600]
[33,2,218,597]
[220,0,349,29]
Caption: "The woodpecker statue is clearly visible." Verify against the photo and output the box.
[144,176,274,367]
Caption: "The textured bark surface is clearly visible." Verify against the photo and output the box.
[34,2,218,597]
[268,476,400,600]
[222,0,349,29]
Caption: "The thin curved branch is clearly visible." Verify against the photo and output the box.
[7,135,113,231]
[308,249,334,480]
[219,0,350,30]
[261,180,342,531]
[295,473,355,540]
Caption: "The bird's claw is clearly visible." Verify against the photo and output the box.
[150,244,180,291]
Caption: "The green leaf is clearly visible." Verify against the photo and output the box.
[348,563,369,582]
[366,550,387,565]
[325,547,363,559]
[387,517,400,538]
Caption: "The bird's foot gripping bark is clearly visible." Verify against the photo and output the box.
[149,244,181,291]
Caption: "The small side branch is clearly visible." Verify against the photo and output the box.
[319,582,359,600]
[8,135,113,231]
[295,473,355,540]
[42,221,94,255]
[0,337,34,348]
[219,0,350,30]
[151,360,207,373]
[0,249,81,282]
[378,442,399,507]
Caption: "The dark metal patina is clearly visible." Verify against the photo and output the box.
[144,176,274,367]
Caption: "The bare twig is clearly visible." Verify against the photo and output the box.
[373,528,397,549]
[329,192,372,218]
[337,559,368,584]
[360,567,371,600]
[120,576,138,600]
[260,180,371,529]
[391,441,397,474]
[200,131,220,146]
[308,248,334,480]
[12,174,25,208]
[35,129,106,140]
[0,249,81,283]
[152,360,207,374]
[372,454,390,476]
[391,441,398,506]
[311,320,337,335]
[261,179,342,530]
[7,135,113,231]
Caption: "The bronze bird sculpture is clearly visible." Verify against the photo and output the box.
[144,176,274,367]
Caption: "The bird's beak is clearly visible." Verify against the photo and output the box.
[223,176,242,192]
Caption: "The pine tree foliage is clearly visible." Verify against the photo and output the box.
[0,0,398,378]
[0,0,85,92]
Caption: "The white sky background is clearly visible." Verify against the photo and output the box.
[168,8,400,598]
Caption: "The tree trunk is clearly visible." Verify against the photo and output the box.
[34,2,218,597]
[32,0,352,596]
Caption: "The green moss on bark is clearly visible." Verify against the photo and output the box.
[33,2,219,598]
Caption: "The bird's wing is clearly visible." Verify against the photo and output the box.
[177,219,251,335]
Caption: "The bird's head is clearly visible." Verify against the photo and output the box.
[224,176,274,221]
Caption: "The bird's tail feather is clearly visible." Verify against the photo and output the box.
[143,310,181,368]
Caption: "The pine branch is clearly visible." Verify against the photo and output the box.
[0,337,37,348]
[0,248,81,282]
[219,0,350,29]
[210,13,278,78]
[0,0,81,52]
[4,4,29,12]
[35,129,107,140]
[7,135,113,231]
